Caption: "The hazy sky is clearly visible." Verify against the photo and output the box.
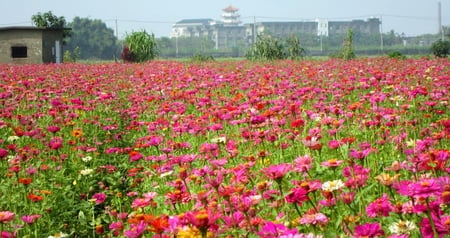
[1,0,448,38]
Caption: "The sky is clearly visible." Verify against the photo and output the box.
[1,0,448,38]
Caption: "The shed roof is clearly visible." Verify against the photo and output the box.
[0,26,70,31]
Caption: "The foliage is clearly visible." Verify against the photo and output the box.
[123,31,158,62]
[430,39,450,58]
[285,35,306,60]
[63,46,81,63]
[387,50,406,59]
[338,29,356,60]
[246,34,286,61]
[190,54,215,62]
[66,17,118,60]
[31,11,71,43]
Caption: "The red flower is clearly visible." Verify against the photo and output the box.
[27,193,43,202]
[18,177,32,186]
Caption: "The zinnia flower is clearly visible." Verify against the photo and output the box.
[366,193,393,217]
[0,211,15,223]
[354,222,385,237]
[321,180,344,192]
[388,220,416,235]
[22,214,41,224]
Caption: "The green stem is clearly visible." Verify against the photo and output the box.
[425,198,439,238]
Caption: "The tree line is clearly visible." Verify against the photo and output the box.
[32,11,449,61]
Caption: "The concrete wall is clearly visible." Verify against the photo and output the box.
[0,28,64,64]
[0,29,43,64]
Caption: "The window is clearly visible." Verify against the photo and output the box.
[11,46,27,58]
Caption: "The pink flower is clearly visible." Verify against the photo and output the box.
[262,163,292,182]
[354,222,385,237]
[109,221,124,231]
[366,193,393,217]
[184,209,220,231]
[0,211,15,223]
[321,158,344,168]
[299,213,328,226]
[124,220,147,238]
[294,155,313,174]
[131,198,151,208]
[21,214,41,224]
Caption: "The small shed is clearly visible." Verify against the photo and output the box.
[0,26,67,64]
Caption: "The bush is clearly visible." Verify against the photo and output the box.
[123,31,158,62]
[387,51,406,59]
[431,39,450,58]
[246,34,285,61]
[190,54,215,62]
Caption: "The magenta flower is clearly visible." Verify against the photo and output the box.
[366,193,393,217]
[21,214,41,224]
[420,214,450,238]
[409,178,442,198]
[49,136,63,150]
[91,193,107,205]
[354,222,385,237]
[256,221,298,238]
[285,187,309,205]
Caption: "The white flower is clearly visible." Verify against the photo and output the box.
[160,170,173,178]
[79,168,94,176]
[321,180,344,192]
[81,156,93,162]
[388,220,416,234]
[7,136,20,142]
[211,136,226,144]
[48,233,69,238]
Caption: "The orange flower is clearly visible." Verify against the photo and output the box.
[148,215,169,234]
[70,128,83,138]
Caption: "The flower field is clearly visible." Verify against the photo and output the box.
[0,58,449,238]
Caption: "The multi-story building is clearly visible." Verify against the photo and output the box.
[171,6,381,49]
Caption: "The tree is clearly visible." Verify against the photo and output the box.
[66,17,118,60]
[431,39,450,58]
[123,31,158,62]
[31,11,71,42]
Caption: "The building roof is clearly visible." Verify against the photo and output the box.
[175,19,214,25]
[223,5,238,12]
[0,26,70,31]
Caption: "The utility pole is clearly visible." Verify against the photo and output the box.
[253,16,257,45]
